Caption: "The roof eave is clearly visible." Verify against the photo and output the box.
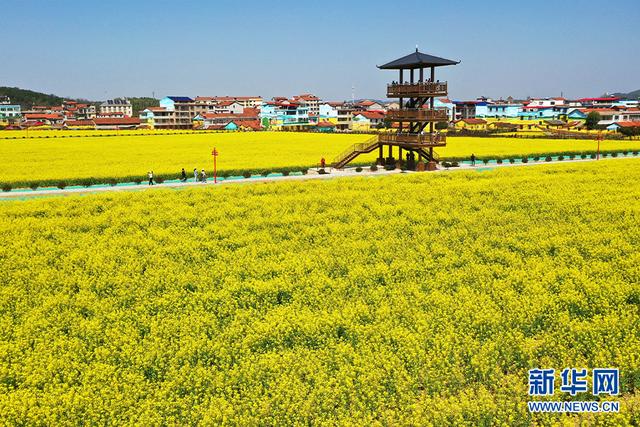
[377,60,460,70]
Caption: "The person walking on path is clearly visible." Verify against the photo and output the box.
[148,171,154,185]
[193,168,199,182]
[180,168,187,182]
[471,153,476,166]
[201,169,207,183]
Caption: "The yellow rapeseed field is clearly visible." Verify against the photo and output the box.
[0,159,638,425]
[0,131,639,187]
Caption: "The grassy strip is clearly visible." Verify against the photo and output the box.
[446,149,640,162]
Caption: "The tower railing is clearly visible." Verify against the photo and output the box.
[386,108,448,122]
[378,133,446,146]
[387,81,448,97]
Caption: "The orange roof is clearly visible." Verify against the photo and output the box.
[460,118,487,125]
[65,119,95,126]
[94,117,141,125]
[205,124,229,130]
[217,100,240,107]
[294,94,319,101]
[240,120,262,130]
[355,111,385,120]
[24,113,62,120]
[316,121,336,127]
[613,121,640,127]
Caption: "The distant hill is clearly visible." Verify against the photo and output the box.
[609,89,640,99]
[0,87,158,114]
[0,87,83,108]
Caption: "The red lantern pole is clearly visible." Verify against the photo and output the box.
[212,148,219,183]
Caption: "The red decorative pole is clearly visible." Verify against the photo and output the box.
[212,148,219,183]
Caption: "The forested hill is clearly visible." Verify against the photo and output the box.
[0,87,158,114]
[0,87,69,108]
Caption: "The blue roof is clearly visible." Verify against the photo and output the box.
[167,96,193,102]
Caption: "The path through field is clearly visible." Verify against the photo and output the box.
[1,156,635,200]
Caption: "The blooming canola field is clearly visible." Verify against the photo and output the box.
[1,131,640,187]
[0,159,639,424]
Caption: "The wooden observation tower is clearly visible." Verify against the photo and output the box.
[332,49,459,170]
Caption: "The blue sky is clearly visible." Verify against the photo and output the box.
[1,0,639,101]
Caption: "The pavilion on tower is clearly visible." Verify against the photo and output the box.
[332,49,459,170]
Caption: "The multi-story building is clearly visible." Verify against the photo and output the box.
[453,100,483,119]
[259,98,311,130]
[482,101,523,118]
[209,96,263,108]
[139,107,176,129]
[195,108,260,128]
[212,101,244,114]
[335,103,354,131]
[99,98,132,117]
[75,103,97,119]
[159,96,196,129]
[318,102,339,124]
[0,97,21,123]
[293,94,321,116]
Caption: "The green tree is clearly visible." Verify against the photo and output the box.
[585,111,601,130]
[129,97,159,116]
[435,121,449,130]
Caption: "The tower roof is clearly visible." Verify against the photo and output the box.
[378,49,460,70]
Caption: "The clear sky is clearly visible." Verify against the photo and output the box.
[1,0,639,102]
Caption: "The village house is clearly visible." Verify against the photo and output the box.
[93,117,141,130]
[259,98,311,130]
[434,97,455,121]
[293,94,321,116]
[23,113,65,126]
[453,99,489,119]
[99,98,132,117]
[208,96,263,108]
[454,118,488,131]
[483,101,523,118]
[335,103,354,131]
[352,111,384,131]
[318,102,339,124]
[139,107,176,129]
[568,107,640,126]
[159,96,197,129]
[607,121,640,132]
[64,119,96,130]
[0,97,21,123]
[212,101,244,115]
[355,100,385,111]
